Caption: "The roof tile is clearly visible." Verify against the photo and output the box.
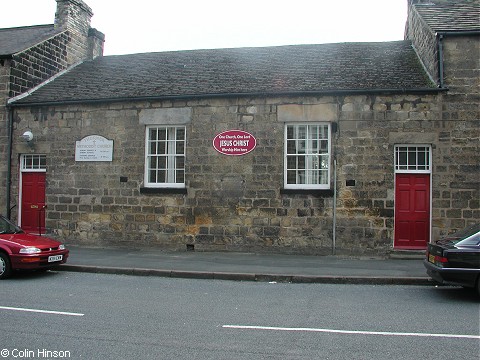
[0,25,63,56]
[12,41,435,104]
[414,0,480,32]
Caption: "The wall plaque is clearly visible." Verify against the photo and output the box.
[213,130,256,156]
[75,135,114,162]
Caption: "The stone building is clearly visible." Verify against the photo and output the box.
[2,0,479,255]
[1,0,104,222]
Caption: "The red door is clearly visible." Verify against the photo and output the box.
[21,172,46,234]
[394,174,430,249]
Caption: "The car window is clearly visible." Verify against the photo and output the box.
[447,224,480,240]
[456,232,480,247]
[0,216,23,234]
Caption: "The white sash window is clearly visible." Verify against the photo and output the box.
[144,126,186,188]
[284,123,331,189]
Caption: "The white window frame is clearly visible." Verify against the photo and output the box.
[284,123,331,190]
[20,154,47,172]
[394,145,432,174]
[144,126,186,188]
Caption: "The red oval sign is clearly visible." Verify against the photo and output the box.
[213,130,256,156]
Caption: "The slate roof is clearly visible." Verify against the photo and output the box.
[10,41,436,105]
[413,0,480,32]
[0,24,62,57]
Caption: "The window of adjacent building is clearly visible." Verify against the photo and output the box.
[144,126,186,188]
[21,154,46,172]
[284,123,331,189]
[394,145,431,173]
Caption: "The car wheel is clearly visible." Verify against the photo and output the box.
[0,252,12,280]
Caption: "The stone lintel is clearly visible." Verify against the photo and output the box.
[277,104,338,122]
[139,108,192,125]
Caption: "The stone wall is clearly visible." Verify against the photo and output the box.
[406,3,439,86]
[433,35,480,237]
[9,91,478,255]
[404,2,480,239]
[54,0,104,65]
[0,59,11,215]
[442,36,480,95]
[8,33,71,98]
[1,0,103,217]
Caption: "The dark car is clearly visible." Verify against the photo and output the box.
[424,223,480,295]
[0,214,69,279]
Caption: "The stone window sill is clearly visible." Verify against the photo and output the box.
[140,187,187,195]
[280,188,334,197]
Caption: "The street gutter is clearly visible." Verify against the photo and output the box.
[56,264,432,286]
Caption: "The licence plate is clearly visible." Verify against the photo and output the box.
[48,255,63,263]
[428,254,435,264]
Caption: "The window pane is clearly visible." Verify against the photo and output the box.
[298,126,306,139]
[287,170,296,184]
[149,129,157,141]
[149,142,156,155]
[176,128,185,140]
[298,140,306,154]
[176,170,185,183]
[158,170,166,182]
[287,140,296,154]
[158,129,167,141]
[150,157,158,169]
[159,142,166,154]
[149,170,157,183]
[176,141,185,155]
[408,150,416,169]
[287,126,294,139]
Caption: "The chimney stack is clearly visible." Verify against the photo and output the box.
[54,0,104,63]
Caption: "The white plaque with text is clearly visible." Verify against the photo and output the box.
[75,135,113,162]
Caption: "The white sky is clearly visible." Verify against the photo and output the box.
[1,0,408,55]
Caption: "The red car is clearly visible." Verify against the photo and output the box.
[0,214,69,279]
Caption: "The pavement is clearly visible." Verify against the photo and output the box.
[57,246,432,286]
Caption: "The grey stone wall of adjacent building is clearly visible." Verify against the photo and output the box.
[0,60,10,215]
[405,4,439,85]
[0,0,104,217]
[9,91,479,255]
[8,34,71,97]
[54,0,104,66]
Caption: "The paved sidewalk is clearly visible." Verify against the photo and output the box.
[58,246,431,285]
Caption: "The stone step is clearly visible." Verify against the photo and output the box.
[388,250,426,260]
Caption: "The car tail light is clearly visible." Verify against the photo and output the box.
[434,255,449,267]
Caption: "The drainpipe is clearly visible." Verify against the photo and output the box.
[437,34,445,89]
[332,158,337,255]
[6,105,13,219]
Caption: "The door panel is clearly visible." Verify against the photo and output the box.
[394,174,430,249]
[21,172,46,234]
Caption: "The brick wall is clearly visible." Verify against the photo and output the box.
[9,92,478,255]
